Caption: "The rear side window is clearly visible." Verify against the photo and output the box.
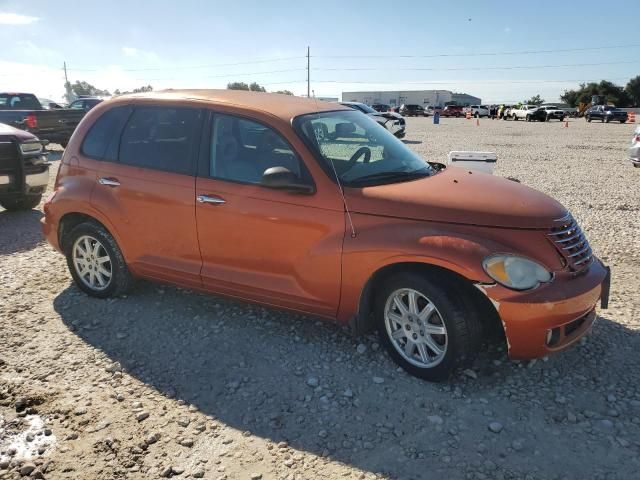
[119,107,200,175]
[81,106,132,161]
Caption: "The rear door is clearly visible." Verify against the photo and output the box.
[91,105,203,288]
[194,111,344,317]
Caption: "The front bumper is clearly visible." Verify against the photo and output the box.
[480,259,609,359]
[0,163,49,199]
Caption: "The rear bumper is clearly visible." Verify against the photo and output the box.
[41,204,61,252]
[481,259,609,359]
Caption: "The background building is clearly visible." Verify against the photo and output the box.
[341,90,481,108]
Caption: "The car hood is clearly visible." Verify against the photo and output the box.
[0,122,36,141]
[345,166,567,229]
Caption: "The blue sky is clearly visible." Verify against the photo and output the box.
[1,0,638,103]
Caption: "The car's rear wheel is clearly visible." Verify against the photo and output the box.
[605,117,611,123]
[375,272,481,382]
[586,116,591,122]
[0,195,42,211]
[64,222,134,298]
[621,119,626,124]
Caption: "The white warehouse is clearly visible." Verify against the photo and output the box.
[341,90,481,108]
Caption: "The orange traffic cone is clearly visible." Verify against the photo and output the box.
[476,118,480,126]
[564,120,568,128]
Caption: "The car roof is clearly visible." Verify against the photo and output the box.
[112,89,348,121]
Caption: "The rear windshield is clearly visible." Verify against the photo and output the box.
[0,93,41,110]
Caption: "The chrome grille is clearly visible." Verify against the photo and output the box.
[548,214,593,271]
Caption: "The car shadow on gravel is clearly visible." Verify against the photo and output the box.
[0,209,44,255]
[53,282,639,478]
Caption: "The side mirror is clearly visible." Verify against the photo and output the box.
[261,166,314,194]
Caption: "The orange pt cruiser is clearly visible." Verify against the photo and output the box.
[42,90,610,381]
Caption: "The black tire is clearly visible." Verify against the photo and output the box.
[375,272,482,382]
[526,115,531,122]
[605,117,611,123]
[621,119,626,124]
[0,195,42,211]
[63,221,134,298]
[586,116,591,122]
[474,112,479,118]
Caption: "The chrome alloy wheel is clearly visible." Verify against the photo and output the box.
[384,288,448,368]
[72,235,112,291]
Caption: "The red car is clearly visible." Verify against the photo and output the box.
[441,105,464,118]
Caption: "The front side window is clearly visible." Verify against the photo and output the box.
[69,101,85,110]
[210,114,305,185]
[119,107,200,174]
[297,110,433,187]
[81,106,132,161]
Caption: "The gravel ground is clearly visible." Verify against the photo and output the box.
[1,117,639,480]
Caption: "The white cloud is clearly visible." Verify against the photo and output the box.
[0,12,39,25]
[122,46,139,57]
[121,46,160,63]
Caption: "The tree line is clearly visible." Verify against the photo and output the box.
[560,76,640,107]
[63,75,640,107]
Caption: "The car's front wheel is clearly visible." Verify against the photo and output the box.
[375,272,481,382]
[64,222,134,298]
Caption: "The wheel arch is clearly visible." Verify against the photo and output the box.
[58,211,122,256]
[351,261,504,344]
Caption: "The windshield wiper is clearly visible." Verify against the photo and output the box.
[346,169,431,186]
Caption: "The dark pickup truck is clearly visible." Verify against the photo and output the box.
[0,92,85,147]
[0,123,49,211]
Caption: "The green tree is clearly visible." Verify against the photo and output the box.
[561,80,631,107]
[525,94,544,106]
[227,81,267,92]
[132,85,153,93]
[64,80,110,102]
[227,81,250,90]
[249,82,266,92]
[625,75,640,106]
[274,90,294,95]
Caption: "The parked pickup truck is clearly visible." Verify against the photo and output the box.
[510,105,546,122]
[464,105,490,118]
[0,93,86,147]
[0,123,49,210]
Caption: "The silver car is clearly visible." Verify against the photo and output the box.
[629,125,640,168]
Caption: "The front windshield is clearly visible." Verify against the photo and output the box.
[296,110,433,187]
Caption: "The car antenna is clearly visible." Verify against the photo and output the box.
[312,89,357,238]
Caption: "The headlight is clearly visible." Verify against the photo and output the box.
[482,254,552,290]
[19,141,43,155]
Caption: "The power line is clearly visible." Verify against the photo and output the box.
[65,56,304,72]
[314,43,640,59]
[314,60,638,73]
[311,77,633,85]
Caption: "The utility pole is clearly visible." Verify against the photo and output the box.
[63,61,73,102]
[306,46,310,98]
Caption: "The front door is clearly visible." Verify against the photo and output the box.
[194,112,344,317]
[91,105,203,288]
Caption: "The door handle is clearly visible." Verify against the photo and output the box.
[98,177,120,187]
[197,194,226,205]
